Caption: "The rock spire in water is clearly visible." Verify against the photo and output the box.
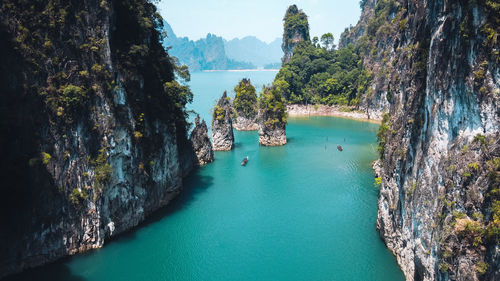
[259,86,287,146]
[190,115,214,166]
[212,91,234,151]
[233,78,259,131]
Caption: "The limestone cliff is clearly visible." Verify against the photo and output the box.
[281,5,310,64]
[259,86,287,146]
[344,0,500,280]
[212,91,234,151]
[233,78,259,131]
[190,115,214,166]
[0,0,198,278]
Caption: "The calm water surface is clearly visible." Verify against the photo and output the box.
[8,71,403,281]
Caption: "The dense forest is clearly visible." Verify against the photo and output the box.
[274,6,372,106]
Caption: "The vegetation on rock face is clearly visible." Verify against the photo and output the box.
[233,79,257,118]
[281,5,310,64]
[376,113,390,159]
[339,1,500,278]
[91,148,112,191]
[282,5,310,47]
[211,91,234,150]
[259,86,287,128]
[213,105,225,121]
[0,0,197,274]
[212,91,231,123]
[486,158,500,244]
[68,187,89,207]
[276,5,372,106]
[0,0,193,127]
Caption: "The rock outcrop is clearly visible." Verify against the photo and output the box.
[212,91,234,151]
[281,5,310,64]
[344,0,500,280]
[190,115,214,166]
[259,86,287,146]
[0,0,197,278]
[233,78,259,131]
[234,116,259,131]
[259,126,287,146]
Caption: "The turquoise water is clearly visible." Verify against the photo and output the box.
[187,70,279,124]
[7,71,404,281]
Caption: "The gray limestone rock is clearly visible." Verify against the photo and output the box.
[233,116,259,131]
[190,115,214,166]
[212,91,234,151]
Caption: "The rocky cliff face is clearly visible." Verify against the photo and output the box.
[0,0,198,278]
[234,116,259,131]
[212,91,234,151]
[281,5,310,64]
[258,125,287,146]
[259,86,287,146]
[190,115,214,166]
[345,0,500,280]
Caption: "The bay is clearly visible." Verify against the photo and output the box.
[7,71,404,281]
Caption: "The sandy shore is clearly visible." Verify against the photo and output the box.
[286,104,382,124]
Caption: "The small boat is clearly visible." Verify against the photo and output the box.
[337,145,343,151]
[241,156,249,166]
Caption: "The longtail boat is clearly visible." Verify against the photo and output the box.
[241,156,249,166]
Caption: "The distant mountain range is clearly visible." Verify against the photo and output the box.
[162,21,282,72]
[224,36,282,68]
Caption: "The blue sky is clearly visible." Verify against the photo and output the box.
[156,0,361,43]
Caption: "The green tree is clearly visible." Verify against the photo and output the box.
[320,33,335,50]
[233,78,257,118]
[312,36,319,47]
[259,86,287,128]
[283,5,310,46]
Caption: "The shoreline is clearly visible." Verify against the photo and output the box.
[201,69,279,72]
[286,104,382,124]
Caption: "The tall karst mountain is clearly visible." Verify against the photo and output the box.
[341,0,499,280]
[0,0,203,277]
[281,4,310,64]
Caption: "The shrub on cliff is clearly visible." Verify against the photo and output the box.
[212,91,232,123]
[376,113,390,159]
[283,5,310,46]
[259,86,287,128]
[233,79,257,118]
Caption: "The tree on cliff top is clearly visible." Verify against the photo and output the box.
[274,41,371,106]
[259,86,287,128]
[233,78,257,118]
[320,33,335,51]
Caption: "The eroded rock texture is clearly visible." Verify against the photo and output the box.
[259,86,287,146]
[0,0,196,277]
[344,0,500,280]
[212,91,234,151]
[190,115,214,166]
[281,4,310,64]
